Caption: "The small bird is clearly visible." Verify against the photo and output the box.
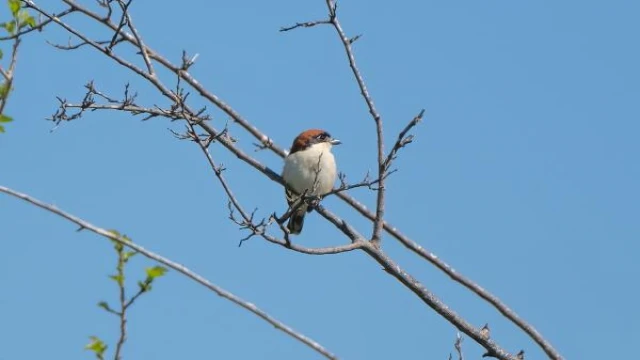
[516,350,525,360]
[282,129,341,234]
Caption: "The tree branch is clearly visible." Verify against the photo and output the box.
[323,0,387,246]
[0,185,338,360]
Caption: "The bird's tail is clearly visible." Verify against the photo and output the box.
[287,207,306,235]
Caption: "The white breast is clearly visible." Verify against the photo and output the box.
[282,143,337,196]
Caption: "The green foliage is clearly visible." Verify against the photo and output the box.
[2,0,35,33]
[1,0,37,134]
[0,114,11,133]
[0,0,37,134]
[97,301,114,313]
[8,0,19,16]
[146,265,167,279]
[85,336,107,360]
[90,231,168,358]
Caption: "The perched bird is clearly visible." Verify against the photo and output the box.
[516,350,525,360]
[282,129,341,234]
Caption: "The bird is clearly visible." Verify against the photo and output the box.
[516,350,525,360]
[282,129,341,234]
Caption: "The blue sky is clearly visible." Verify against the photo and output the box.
[1,0,638,359]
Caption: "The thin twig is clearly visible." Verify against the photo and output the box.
[114,248,127,360]
[454,333,464,360]
[383,109,425,170]
[280,20,331,32]
[321,0,387,246]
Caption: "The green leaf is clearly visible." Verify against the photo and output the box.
[8,0,20,17]
[138,280,151,292]
[0,125,5,133]
[17,10,34,29]
[0,48,3,59]
[123,250,137,262]
[0,114,13,123]
[97,301,112,312]
[4,21,15,33]
[25,15,35,28]
[0,83,10,98]
[145,266,167,279]
[109,274,124,286]
[85,336,107,355]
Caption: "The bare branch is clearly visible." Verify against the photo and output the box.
[454,333,464,360]
[0,185,338,360]
[280,19,331,32]
[383,109,425,171]
[322,0,386,246]
[353,242,520,360]
[120,1,155,75]
[335,192,563,359]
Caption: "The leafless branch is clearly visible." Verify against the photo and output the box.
[15,2,563,359]
[454,333,464,360]
[280,19,331,32]
[119,1,154,75]
[0,185,338,360]
[323,0,387,246]
[383,109,425,171]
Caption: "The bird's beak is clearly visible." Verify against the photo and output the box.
[330,138,342,145]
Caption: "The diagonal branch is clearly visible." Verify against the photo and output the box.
[181,122,364,255]
[0,185,338,360]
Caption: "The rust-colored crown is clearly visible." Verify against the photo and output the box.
[289,129,330,154]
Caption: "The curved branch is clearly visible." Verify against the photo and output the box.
[0,185,338,360]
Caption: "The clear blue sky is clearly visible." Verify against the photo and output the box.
[1,1,638,359]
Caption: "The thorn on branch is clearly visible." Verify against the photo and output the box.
[348,34,362,44]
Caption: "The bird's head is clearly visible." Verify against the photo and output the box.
[289,129,341,154]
